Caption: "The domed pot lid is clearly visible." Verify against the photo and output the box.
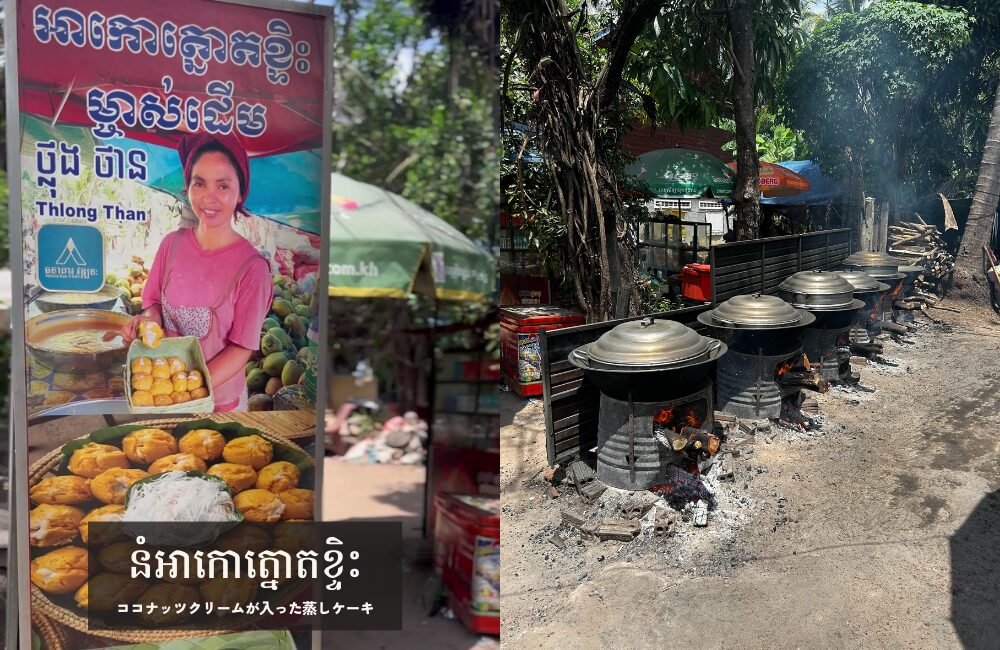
[585,317,715,368]
[777,269,858,310]
[841,251,901,279]
[696,293,816,329]
[835,270,890,293]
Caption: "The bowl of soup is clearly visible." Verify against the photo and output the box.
[26,310,131,374]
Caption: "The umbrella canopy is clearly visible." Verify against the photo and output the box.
[727,161,811,198]
[626,148,735,198]
[329,173,495,302]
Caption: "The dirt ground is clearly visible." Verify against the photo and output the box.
[500,300,1000,649]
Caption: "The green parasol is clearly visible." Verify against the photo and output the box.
[626,148,735,198]
[329,173,495,301]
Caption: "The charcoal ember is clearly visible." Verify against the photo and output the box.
[651,464,712,509]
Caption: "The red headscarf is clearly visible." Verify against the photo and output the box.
[178,133,251,213]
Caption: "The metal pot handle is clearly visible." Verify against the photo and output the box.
[706,339,723,357]
[569,347,591,368]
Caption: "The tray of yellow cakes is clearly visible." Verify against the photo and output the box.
[27,417,315,642]
[126,323,213,413]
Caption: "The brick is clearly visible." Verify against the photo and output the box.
[596,518,640,542]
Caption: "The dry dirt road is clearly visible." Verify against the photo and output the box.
[500,302,1000,649]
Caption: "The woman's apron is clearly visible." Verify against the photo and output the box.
[158,233,261,411]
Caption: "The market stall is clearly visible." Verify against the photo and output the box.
[327,172,498,632]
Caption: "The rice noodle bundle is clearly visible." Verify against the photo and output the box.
[122,471,241,545]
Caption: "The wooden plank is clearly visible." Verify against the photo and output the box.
[549,367,584,386]
[713,246,766,264]
[553,423,585,442]
[551,377,586,399]
[762,251,800,268]
[713,258,764,277]
[551,393,599,419]
[860,197,875,251]
[555,435,589,455]
[553,408,599,431]
[549,359,573,374]
[541,328,556,465]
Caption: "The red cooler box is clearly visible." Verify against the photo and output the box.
[500,306,584,397]
[433,493,500,636]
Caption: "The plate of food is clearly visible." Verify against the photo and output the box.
[27,418,315,642]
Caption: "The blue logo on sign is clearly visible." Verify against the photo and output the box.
[37,224,104,292]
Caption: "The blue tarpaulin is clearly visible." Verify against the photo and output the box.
[760,160,842,206]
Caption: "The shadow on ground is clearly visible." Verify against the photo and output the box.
[951,489,1000,649]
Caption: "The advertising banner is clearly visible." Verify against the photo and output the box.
[7,0,333,647]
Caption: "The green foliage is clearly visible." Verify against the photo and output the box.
[501,3,638,282]
[502,1,805,286]
[333,0,496,241]
[635,274,676,313]
[629,0,805,131]
[720,109,810,162]
[783,1,972,202]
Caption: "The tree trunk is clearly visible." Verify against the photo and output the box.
[506,0,660,321]
[729,0,761,241]
[957,73,1000,278]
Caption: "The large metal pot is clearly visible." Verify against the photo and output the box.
[568,317,727,400]
[836,270,890,295]
[697,293,815,356]
[26,309,131,374]
[33,285,124,313]
[841,251,903,280]
[777,269,863,311]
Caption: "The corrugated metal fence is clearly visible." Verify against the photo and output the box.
[710,228,851,302]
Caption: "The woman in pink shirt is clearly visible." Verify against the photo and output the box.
[122,133,272,411]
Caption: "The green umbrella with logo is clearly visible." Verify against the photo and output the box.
[626,147,735,198]
[329,173,495,301]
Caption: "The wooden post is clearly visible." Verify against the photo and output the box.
[860,197,875,252]
[876,202,890,252]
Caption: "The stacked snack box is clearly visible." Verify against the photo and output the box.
[433,493,500,636]
[499,306,585,397]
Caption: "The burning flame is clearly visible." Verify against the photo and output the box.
[775,359,797,377]
[653,407,674,426]
[889,282,903,299]
[654,407,703,432]
[802,354,812,371]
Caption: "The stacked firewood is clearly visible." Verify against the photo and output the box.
[888,216,954,302]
